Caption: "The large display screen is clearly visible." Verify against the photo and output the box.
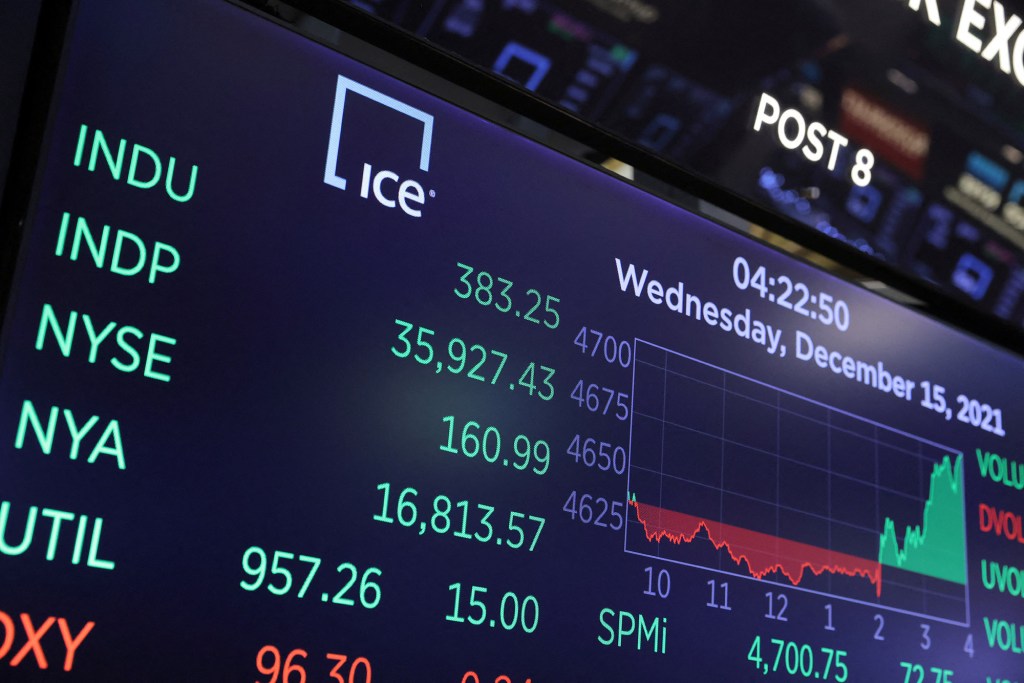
[1,0,1022,679]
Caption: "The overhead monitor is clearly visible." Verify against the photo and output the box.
[350,0,1024,330]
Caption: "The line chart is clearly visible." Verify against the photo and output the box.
[624,340,969,625]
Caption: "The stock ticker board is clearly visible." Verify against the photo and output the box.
[0,0,1023,680]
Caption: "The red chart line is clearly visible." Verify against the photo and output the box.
[631,499,884,597]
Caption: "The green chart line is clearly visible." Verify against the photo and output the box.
[878,453,966,585]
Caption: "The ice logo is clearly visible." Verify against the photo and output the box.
[323,75,434,218]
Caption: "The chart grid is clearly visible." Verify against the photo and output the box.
[624,339,970,626]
